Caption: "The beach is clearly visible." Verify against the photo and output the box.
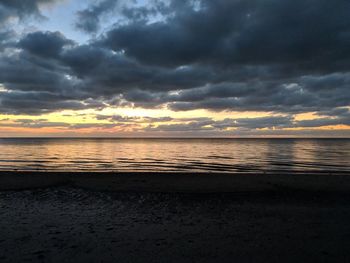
[1,172,350,262]
[1,0,350,260]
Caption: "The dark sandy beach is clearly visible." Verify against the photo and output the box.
[1,171,350,262]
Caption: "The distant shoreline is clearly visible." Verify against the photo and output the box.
[0,171,349,193]
[1,137,350,139]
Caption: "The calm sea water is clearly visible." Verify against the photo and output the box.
[0,138,349,173]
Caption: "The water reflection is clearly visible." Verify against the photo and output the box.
[0,138,349,173]
[265,139,297,172]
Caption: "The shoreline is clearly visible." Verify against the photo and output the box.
[1,171,349,193]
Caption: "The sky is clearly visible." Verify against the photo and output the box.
[0,0,349,137]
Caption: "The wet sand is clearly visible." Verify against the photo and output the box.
[1,171,350,193]
[1,171,350,262]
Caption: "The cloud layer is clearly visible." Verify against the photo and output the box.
[0,0,350,134]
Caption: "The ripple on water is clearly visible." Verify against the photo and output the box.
[0,138,349,173]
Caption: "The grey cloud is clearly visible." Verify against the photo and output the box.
[143,116,173,122]
[96,114,140,122]
[100,0,350,70]
[228,116,292,130]
[75,0,120,34]
[146,121,215,132]
[0,91,87,115]
[0,0,61,24]
[145,114,350,133]
[317,108,350,118]
[295,118,350,128]
[145,116,293,132]
[166,74,350,113]
[295,110,350,128]
[61,45,219,100]
[18,31,74,58]
[95,114,173,123]
[0,0,349,134]
[0,118,69,128]
[0,34,88,114]
[0,30,16,50]
[0,57,69,93]
[0,119,122,129]
[70,123,117,129]
[75,0,169,34]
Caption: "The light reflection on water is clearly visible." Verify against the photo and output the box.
[0,138,349,173]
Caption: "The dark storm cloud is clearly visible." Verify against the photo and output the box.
[74,0,169,34]
[90,0,350,116]
[0,49,82,114]
[18,31,74,58]
[0,45,108,115]
[125,75,350,113]
[0,0,61,24]
[0,0,349,132]
[100,0,350,70]
[1,33,75,94]
[0,91,87,115]
[61,45,220,98]
[0,30,15,50]
[75,0,120,34]
[0,32,89,114]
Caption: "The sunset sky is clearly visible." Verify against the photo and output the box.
[0,0,349,137]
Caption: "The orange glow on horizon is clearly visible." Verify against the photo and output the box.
[0,107,349,137]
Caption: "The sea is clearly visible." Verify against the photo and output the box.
[0,138,349,173]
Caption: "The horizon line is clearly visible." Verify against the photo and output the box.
[0,136,349,139]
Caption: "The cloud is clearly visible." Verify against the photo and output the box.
[18,31,74,58]
[0,118,125,130]
[100,0,350,70]
[74,0,169,34]
[0,0,62,25]
[295,109,350,128]
[95,114,141,122]
[145,116,293,132]
[0,91,87,115]
[75,0,121,34]
[0,30,16,50]
[95,114,173,123]
[0,0,349,135]
[0,113,349,134]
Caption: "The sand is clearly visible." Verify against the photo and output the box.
[1,171,350,262]
[0,171,350,193]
